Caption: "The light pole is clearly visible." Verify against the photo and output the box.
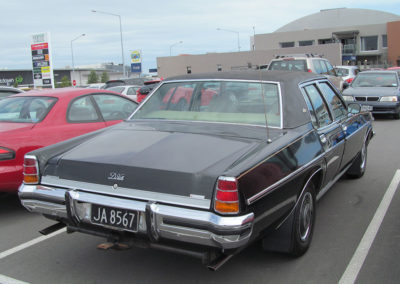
[92,10,126,77]
[71,33,86,86]
[169,41,183,56]
[217,28,240,52]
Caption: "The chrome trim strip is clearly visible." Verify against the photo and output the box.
[41,176,211,210]
[246,152,324,205]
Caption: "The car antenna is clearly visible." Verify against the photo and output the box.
[258,64,272,144]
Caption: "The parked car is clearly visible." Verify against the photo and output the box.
[335,65,361,84]
[86,83,105,89]
[0,88,138,192]
[342,70,400,118]
[107,85,141,100]
[19,71,373,270]
[0,86,24,100]
[387,66,400,76]
[104,78,157,89]
[136,79,162,103]
[267,54,344,90]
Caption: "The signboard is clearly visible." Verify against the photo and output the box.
[130,50,142,73]
[31,32,54,88]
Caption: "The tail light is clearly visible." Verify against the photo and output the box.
[307,69,313,73]
[0,147,15,161]
[214,176,240,214]
[23,155,40,184]
[346,78,354,83]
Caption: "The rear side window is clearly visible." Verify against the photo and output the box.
[303,84,332,128]
[68,96,99,122]
[93,94,137,121]
[318,82,347,120]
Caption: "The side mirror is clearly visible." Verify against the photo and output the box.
[347,103,361,114]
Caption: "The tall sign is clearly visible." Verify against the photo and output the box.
[31,32,54,88]
[130,50,142,73]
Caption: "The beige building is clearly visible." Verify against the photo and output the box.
[157,8,400,78]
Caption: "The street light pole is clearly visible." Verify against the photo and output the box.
[217,28,240,52]
[71,33,86,87]
[92,10,126,77]
[169,41,183,56]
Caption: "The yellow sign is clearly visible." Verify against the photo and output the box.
[41,66,50,73]
[131,50,141,63]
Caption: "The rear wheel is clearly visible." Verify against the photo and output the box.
[347,140,367,178]
[290,182,316,257]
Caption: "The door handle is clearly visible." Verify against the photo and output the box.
[342,125,347,132]
[319,134,327,144]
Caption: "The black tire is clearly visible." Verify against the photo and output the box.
[393,111,400,119]
[290,182,316,257]
[347,140,367,178]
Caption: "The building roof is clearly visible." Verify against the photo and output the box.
[275,8,400,33]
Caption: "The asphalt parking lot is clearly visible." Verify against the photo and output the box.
[1,117,400,284]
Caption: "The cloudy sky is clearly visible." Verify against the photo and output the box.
[1,0,399,74]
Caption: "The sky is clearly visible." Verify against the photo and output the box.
[1,0,399,75]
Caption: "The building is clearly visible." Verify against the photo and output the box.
[157,8,400,78]
[255,8,400,67]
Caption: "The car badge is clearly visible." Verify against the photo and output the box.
[107,172,125,181]
[113,184,118,190]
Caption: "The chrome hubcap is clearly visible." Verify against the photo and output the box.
[299,192,313,242]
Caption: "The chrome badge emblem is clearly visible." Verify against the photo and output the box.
[112,184,118,190]
[107,172,125,181]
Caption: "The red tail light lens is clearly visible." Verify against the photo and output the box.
[23,155,39,184]
[0,147,15,161]
[307,69,313,73]
[346,78,354,83]
[214,177,240,214]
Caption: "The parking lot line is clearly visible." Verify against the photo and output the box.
[0,274,30,284]
[0,228,66,260]
[339,169,400,284]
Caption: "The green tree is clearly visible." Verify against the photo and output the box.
[56,76,71,88]
[101,71,110,83]
[87,70,99,84]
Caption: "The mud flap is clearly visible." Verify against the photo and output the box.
[262,210,295,253]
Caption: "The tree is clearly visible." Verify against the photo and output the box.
[101,71,110,83]
[56,76,71,88]
[87,70,99,84]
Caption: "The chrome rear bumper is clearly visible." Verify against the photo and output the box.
[19,183,254,250]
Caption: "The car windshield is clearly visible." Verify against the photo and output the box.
[0,96,57,123]
[131,80,281,127]
[352,73,398,87]
[269,60,307,72]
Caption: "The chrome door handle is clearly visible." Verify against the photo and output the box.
[342,125,348,132]
[320,134,327,144]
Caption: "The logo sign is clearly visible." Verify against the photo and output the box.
[131,50,141,63]
[31,32,54,88]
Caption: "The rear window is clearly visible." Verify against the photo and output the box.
[132,80,282,127]
[268,60,307,72]
[0,96,57,123]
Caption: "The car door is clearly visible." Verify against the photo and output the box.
[302,83,345,185]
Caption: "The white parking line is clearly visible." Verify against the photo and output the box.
[0,228,65,260]
[339,169,400,284]
[0,274,30,284]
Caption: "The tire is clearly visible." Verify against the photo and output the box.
[290,182,316,257]
[393,111,400,120]
[347,140,367,178]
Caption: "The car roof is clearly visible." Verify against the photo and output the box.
[336,66,360,69]
[0,86,24,92]
[358,70,398,74]
[8,88,133,100]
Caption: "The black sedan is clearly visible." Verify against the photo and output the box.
[19,71,373,270]
[342,70,400,118]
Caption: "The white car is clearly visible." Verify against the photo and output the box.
[335,66,361,83]
[107,85,141,100]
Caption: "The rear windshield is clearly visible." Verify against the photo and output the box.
[352,73,398,87]
[107,86,125,93]
[268,60,307,72]
[131,80,281,127]
[0,96,57,123]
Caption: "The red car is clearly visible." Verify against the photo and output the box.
[0,88,138,192]
[136,79,163,103]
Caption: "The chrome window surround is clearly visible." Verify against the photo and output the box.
[128,79,284,130]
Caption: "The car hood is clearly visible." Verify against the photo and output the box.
[343,86,399,96]
[53,122,276,200]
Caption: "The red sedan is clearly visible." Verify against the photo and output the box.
[0,88,138,192]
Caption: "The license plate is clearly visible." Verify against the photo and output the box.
[91,204,138,232]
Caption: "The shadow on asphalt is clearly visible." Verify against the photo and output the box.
[0,193,26,216]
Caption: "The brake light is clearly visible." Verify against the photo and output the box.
[0,147,15,161]
[23,155,39,184]
[346,78,354,83]
[307,69,312,73]
[214,177,240,214]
